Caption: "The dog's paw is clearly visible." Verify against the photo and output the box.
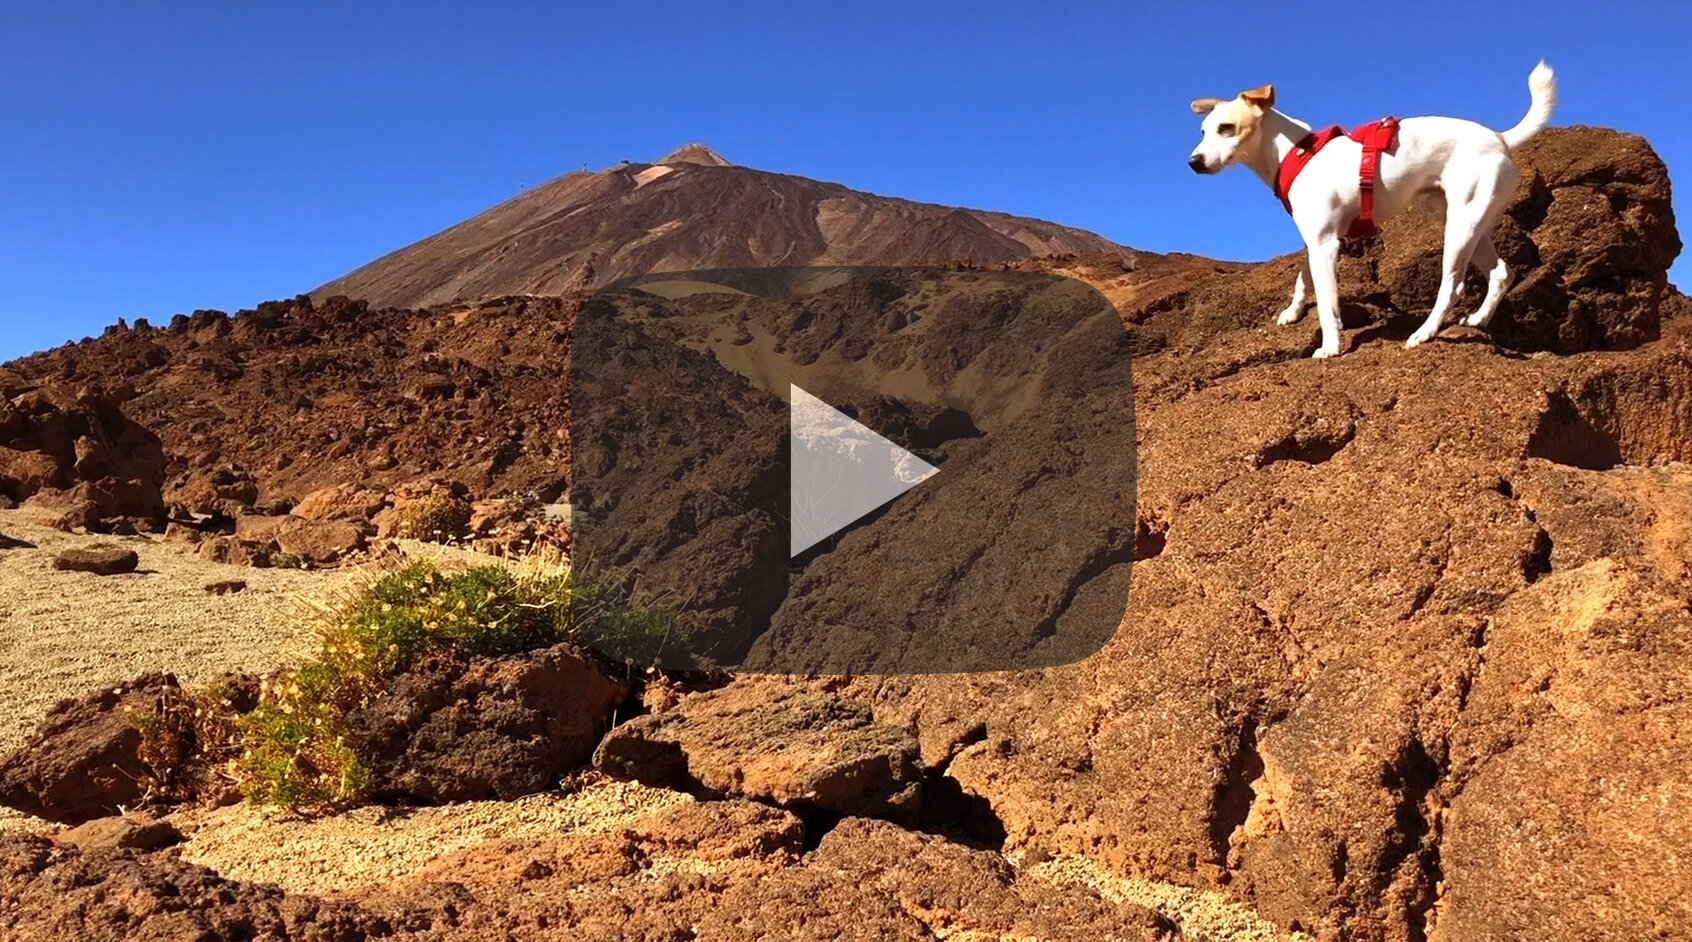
[1405,329,1436,349]
[1312,345,1340,359]
[1276,307,1304,326]
[1463,311,1490,328]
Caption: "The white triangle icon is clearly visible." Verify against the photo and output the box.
[790,384,938,557]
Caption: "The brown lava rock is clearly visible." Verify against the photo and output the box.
[51,544,140,575]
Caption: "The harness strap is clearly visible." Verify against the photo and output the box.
[1274,125,1346,214]
[1273,116,1401,240]
[1349,116,1400,239]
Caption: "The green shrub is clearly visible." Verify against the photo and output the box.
[230,555,681,813]
[570,569,690,668]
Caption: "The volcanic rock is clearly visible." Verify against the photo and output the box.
[292,483,386,522]
[366,800,1174,942]
[197,535,275,567]
[0,381,165,532]
[56,813,183,852]
[341,643,628,804]
[275,518,369,565]
[598,247,1690,940]
[593,684,925,825]
[0,832,389,941]
[51,544,139,575]
[756,309,1691,941]
[232,514,368,565]
[170,464,262,519]
[0,674,179,824]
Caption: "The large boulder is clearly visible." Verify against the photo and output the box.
[593,683,925,825]
[233,514,370,566]
[291,483,386,522]
[0,674,179,824]
[341,643,629,804]
[166,463,262,520]
[1376,124,1681,352]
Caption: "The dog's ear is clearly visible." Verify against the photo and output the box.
[1190,97,1223,114]
[1239,84,1275,108]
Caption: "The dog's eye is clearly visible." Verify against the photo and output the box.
[1217,123,1236,136]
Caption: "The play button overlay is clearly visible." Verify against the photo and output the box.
[790,384,938,557]
[569,266,1137,675]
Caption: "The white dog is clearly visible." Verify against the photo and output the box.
[1188,62,1557,358]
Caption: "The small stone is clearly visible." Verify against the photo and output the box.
[57,815,183,852]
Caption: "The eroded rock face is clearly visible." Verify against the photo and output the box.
[1435,559,1692,942]
[628,304,1692,942]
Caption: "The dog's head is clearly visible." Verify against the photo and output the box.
[1188,84,1275,174]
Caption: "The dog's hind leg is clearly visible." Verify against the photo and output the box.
[1462,233,1512,328]
[1406,202,1489,349]
[1461,167,1520,330]
[1277,260,1312,326]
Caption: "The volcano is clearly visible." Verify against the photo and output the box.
[310,144,1129,309]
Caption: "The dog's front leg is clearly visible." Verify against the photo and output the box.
[1302,237,1344,358]
[1276,260,1312,326]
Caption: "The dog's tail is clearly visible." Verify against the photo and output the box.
[1498,60,1557,152]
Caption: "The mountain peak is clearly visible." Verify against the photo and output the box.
[657,143,732,167]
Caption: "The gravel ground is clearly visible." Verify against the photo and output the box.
[0,511,331,755]
[172,772,694,897]
[1022,854,1316,942]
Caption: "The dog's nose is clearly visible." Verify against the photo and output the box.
[1188,154,1207,173]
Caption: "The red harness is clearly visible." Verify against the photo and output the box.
[1273,117,1401,239]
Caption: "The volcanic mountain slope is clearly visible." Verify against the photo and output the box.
[309,143,1129,310]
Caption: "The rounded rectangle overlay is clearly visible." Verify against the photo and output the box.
[569,266,1137,674]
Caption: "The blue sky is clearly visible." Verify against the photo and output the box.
[2,1,1687,362]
